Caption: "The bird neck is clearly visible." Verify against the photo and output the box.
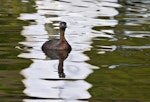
[60,29,66,43]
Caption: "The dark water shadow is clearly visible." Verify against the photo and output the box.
[42,48,71,78]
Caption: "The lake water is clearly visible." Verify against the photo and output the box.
[0,0,150,102]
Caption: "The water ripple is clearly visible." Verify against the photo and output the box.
[17,0,150,101]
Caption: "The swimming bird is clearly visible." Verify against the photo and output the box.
[42,22,71,51]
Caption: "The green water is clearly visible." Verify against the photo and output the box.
[0,0,34,101]
[0,0,150,102]
[86,0,150,101]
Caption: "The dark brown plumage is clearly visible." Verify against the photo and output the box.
[42,22,71,51]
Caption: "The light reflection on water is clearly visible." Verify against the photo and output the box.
[17,0,150,101]
[18,0,109,101]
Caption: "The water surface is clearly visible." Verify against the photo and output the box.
[0,0,150,102]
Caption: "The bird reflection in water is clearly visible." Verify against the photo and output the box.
[42,49,71,78]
